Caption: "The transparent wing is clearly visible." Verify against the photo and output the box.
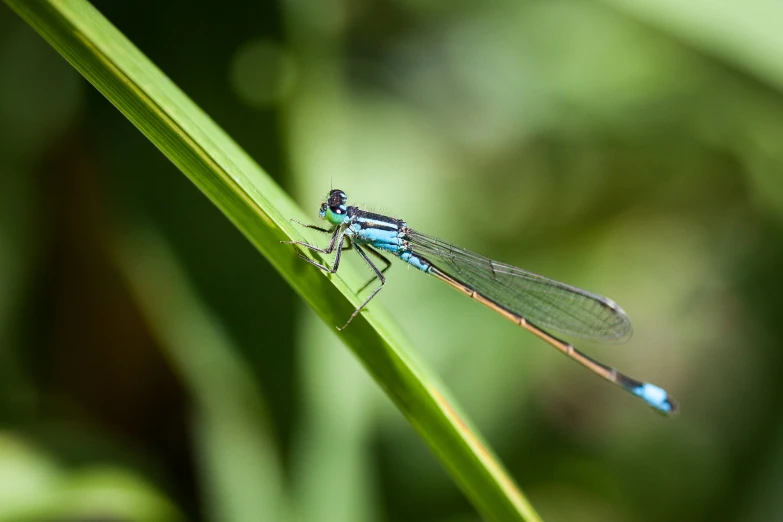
[407,229,633,343]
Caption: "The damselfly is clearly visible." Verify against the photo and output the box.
[284,189,677,414]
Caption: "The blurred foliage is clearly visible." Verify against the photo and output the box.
[2,0,783,521]
[5,1,539,518]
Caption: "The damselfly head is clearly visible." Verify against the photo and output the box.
[322,189,349,225]
[328,189,347,206]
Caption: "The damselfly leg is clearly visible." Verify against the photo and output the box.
[283,221,388,329]
[281,224,347,273]
[338,243,386,330]
[356,246,392,294]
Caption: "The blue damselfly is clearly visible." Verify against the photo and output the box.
[284,189,676,413]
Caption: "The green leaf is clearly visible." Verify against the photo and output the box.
[4,1,541,520]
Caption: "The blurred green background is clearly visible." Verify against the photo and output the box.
[2,0,783,520]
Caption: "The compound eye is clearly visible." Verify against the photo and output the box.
[328,189,347,206]
[323,189,349,224]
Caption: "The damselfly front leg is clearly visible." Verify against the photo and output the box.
[288,219,331,234]
[282,223,348,273]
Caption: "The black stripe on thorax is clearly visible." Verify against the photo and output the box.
[354,209,405,231]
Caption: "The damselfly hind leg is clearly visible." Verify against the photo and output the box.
[338,240,392,294]
[337,243,386,330]
[356,246,392,294]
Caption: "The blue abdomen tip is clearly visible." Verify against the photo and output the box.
[633,383,677,414]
